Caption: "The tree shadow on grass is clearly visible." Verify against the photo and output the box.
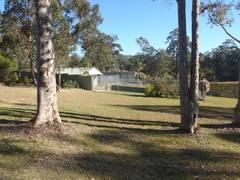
[0,107,34,130]
[62,111,179,127]
[0,105,237,135]
[215,131,240,144]
[0,100,35,107]
[0,106,239,179]
[72,129,240,179]
[112,105,233,121]
[74,150,240,179]
[0,129,239,179]
[0,139,26,155]
[0,107,180,135]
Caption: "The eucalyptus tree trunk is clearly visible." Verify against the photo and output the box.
[28,0,37,86]
[33,0,61,126]
[176,0,192,133]
[234,61,240,124]
[29,52,37,86]
[190,0,200,130]
[29,32,37,86]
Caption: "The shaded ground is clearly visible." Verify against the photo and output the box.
[0,85,239,179]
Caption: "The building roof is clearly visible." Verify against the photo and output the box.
[60,67,103,76]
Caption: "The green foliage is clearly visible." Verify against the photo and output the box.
[22,76,32,86]
[83,33,122,71]
[145,75,179,98]
[200,40,240,81]
[0,54,17,82]
[68,54,90,68]
[4,72,18,86]
[52,0,75,69]
[62,80,79,89]
[1,0,104,73]
[210,82,238,98]
[144,84,155,96]
[165,28,192,79]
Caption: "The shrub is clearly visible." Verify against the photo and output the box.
[0,54,17,82]
[62,80,79,89]
[145,75,179,98]
[5,72,18,86]
[145,84,155,96]
[22,76,32,86]
[210,82,238,98]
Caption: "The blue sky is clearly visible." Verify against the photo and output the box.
[0,0,239,55]
[89,0,239,55]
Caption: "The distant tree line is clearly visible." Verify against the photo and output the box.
[99,32,239,83]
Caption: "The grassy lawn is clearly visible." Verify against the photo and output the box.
[0,84,239,179]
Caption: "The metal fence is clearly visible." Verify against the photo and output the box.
[96,72,147,90]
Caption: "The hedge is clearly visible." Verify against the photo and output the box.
[210,82,238,98]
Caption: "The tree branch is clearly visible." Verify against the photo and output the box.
[219,23,240,44]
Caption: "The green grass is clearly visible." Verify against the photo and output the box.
[0,85,239,179]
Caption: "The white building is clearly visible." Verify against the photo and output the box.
[59,67,103,90]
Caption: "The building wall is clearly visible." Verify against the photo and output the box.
[18,71,97,90]
[92,76,98,89]
[60,74,93,90]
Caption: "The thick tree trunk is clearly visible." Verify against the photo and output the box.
[176,0,193,133]
[33,0,61,126]
[234,61,240,124]
[190,0,200,130]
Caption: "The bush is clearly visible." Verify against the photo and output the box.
[210,82,238,98]
[0,54,17,82]
[5,72,18,86]
[145,75,179,98]
[145,84,155,96]
[22,76,32,86]
[62,80,79,89]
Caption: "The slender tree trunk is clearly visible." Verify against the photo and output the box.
[28,0,37,86]
[33,0,61,126]
[176,54,178,79]
[190,0,200,130]
[176,0,192,133]
[29,50,37,86]
[58,69,61,88]
[234,61,240,124]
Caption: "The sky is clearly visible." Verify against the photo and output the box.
[89,0,239,55]
[0,0,239,55]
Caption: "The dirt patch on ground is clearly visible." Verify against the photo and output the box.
[0,122,78,137]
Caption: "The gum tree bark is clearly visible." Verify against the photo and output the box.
[234,62,240,124]
[190,0,200,130]
[33,0,61,126]
[28,0,38,86]
[176,0,193,133]
[202,1,240,125]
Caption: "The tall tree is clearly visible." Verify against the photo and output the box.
[176,0,193,133]
[190,0,200,131]
[166,28,179,79]
[166,28,192,79]
[1,0,31,82]
[1,0,74,86]
[33,0,61,126]
[202,0,240,124]
[201,39,239,81]
[2,0,38,85]
[136,37,163,77]
[83,33,122,71]
[175,0,200,133]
